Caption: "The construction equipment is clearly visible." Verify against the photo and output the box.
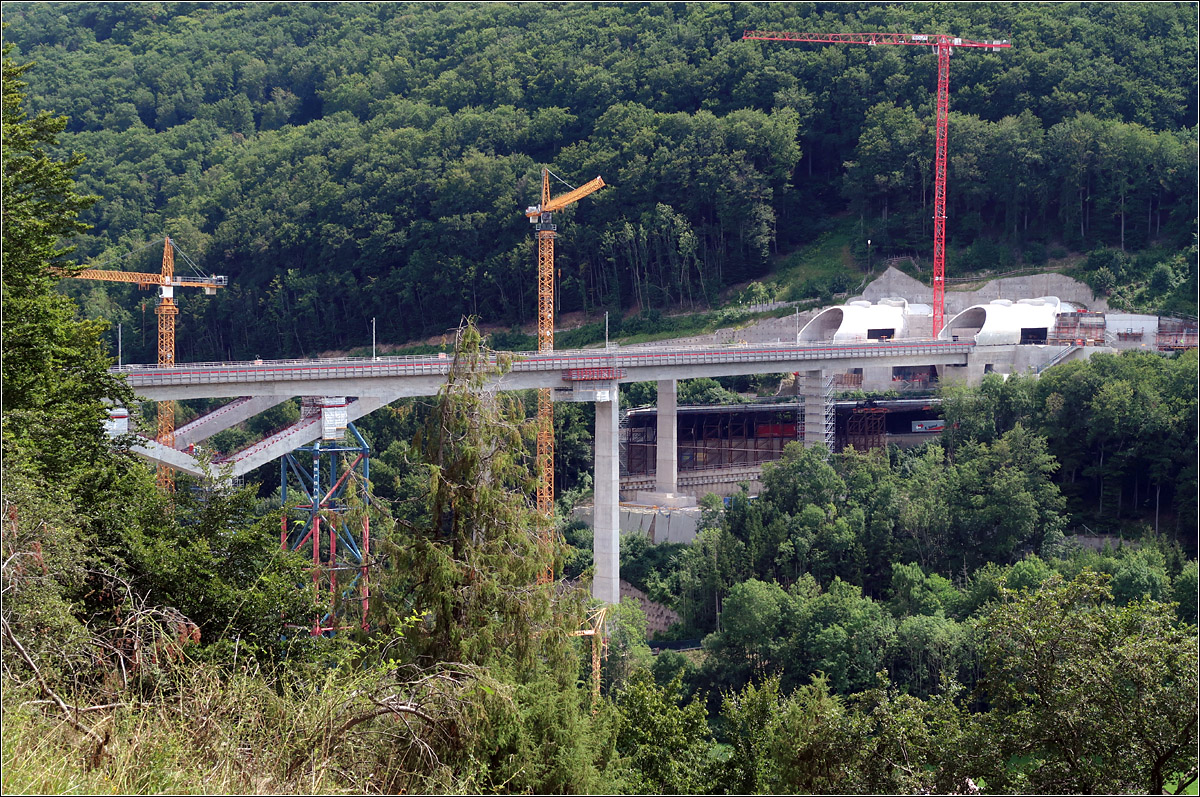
[571,605,609,711]
[525,170,605,583]
[281,421,373,635]
[743,31,1011,336]
[62,237,227,490]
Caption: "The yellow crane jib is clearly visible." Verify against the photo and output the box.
[525,175,606,219]
[65,269,228,294]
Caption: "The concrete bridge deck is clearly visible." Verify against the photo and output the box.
[114,340,973,401]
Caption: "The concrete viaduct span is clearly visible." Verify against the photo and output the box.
[114,340,973,604]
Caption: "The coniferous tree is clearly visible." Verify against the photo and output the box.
[1,41,130,479]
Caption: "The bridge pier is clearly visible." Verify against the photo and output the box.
[592,385,621,604]
[655,379,677,494]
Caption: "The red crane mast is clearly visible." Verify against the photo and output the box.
[743,31,1011,336]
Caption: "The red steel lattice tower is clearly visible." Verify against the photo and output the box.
[742,31,1011,336]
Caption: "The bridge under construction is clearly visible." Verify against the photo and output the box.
[111,336,1109,605]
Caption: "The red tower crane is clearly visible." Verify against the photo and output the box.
[743,31,1011,336]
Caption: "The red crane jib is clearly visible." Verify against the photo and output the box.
[742,31,1011,50]
[742,30,1011,337]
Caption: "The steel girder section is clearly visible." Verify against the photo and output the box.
[214,396,388,478]
[174,395,292,447]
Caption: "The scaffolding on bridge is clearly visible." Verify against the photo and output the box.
[1049,311,1106,346]
[1157,317,1199,351]
[620,403,804,477]
[799,372,837,453]
[845,407,889,452]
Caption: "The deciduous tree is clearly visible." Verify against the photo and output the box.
[976,570,1199,794]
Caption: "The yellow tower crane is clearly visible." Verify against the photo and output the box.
[570,605,609,711]
[525,170,605,583]
[62,237,226,490]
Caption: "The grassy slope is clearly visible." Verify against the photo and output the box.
[771,219,866,302]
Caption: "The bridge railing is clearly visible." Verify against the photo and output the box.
[611,341,970,368]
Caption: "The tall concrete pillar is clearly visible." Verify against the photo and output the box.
[592,388,621,604]
[655,379,678,494]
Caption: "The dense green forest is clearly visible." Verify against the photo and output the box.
[3,1,1197,363]
[2,4,1198,794]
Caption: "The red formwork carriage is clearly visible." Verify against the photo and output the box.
[1157,317,1199,351]
[1049,311,1107,346]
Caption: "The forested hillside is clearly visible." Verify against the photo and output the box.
[3,2,1197,363]
[4,7,1195,792]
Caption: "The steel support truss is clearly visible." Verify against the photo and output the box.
[281,422,372,635]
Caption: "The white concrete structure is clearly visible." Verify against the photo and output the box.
[104,407,130,436]
[592,390,621,605]
[939,297,1061,345]
[798,298,921,343]
[572,504,701,545]
[112,334,1112,605]
[655,379,678,494]
[1105,313,1160,350]
[117,341,972,403]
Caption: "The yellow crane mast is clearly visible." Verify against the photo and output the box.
[525,171,605,583]
[63,237,226,490]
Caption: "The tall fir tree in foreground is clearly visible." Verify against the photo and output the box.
[2,40,131,480]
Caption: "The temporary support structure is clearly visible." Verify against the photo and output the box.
[846,407,889,452]
[281,422,372,635]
